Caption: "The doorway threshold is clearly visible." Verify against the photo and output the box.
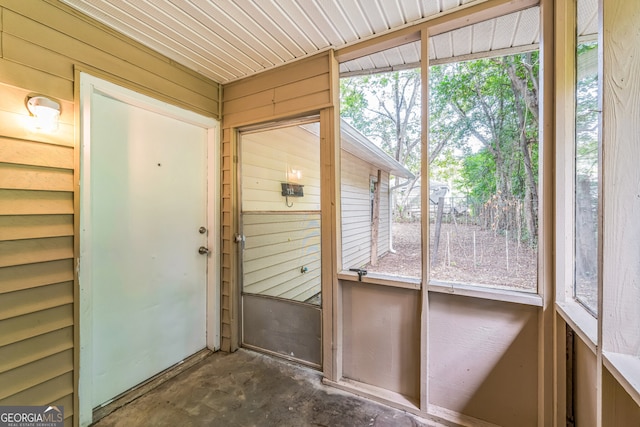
[92,348,213,423]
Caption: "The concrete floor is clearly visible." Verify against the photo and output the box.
[93,349,442,427]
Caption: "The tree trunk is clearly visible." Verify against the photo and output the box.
[506,57,539,243]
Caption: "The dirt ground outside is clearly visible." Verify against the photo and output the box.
[365,221,538,292]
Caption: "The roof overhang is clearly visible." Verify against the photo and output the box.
[340,120,414,180]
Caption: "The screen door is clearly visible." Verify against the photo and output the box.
[239,121,322,368]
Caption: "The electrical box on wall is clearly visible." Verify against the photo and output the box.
[281,183,304,197]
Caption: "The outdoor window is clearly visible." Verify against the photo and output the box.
[339,13,541,293]
[427,53,539,292]
[574,11,599,315]
[340,70,422,280]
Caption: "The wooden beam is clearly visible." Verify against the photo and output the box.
[340,43,540,78]
[419,27,430,414]
[538,0,555,425]
[336,29,420,64]
[426,0,540,37]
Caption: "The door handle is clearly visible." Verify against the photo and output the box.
[198,246,210,255]
[234,234,245,250]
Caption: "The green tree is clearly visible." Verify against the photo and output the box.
[341,68,468,217]
[341,70,421,217]
[341,52,540,244]
[431,54,539,242]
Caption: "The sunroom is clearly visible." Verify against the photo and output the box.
[0,0,638,426]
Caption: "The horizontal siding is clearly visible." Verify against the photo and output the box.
[0,163,73,191]
[221,51,333,351]
[341,152,372,269]
[0,348,73,400]
[243,213,321,302]
[0,304,74,348]
[0,110,73,148]
[221,128,236,351]
[0,136,73,168]
[241,125,321,212]
[0,236,74,268]
[340,153,391,269]
[0,189,73,215]
[0,215,74,241]
[1,0,222,414]
[0,84,74,147]
[3,33,74,80]
[55,393,74,426]
[378,172,390,255]
[0,326,74,373]
[0,259,74,294]
[1,1,220,116]
[0,371,74,406]
[224,54,330,102]
[0,81,75,415]
[0,57,73,103]
[0,281,73,321]
[223,53,331,127]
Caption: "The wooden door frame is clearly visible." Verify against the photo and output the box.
[75,71,220,427]
[235,118,323,368]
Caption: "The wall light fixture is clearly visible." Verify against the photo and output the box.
[26,95,61,132]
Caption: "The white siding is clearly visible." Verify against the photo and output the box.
[240,124,322,303]
[241,126,320,212]
[341,151,390,270]
[378,171,390,254]
[242,213,321,302]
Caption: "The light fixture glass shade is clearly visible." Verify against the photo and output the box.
[26,95,61,132]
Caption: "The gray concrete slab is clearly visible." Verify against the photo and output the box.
[93,349,442,427]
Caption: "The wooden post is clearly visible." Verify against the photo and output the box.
[431,196,445,266]
[370,170,382,266]
[506,230,509,271]
[473,230,477,268]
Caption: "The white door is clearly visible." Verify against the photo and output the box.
[79,76,217,413]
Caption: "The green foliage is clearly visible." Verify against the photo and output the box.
[431,54,539,205]
[457,149,496,203]
[340,51,540,242]
[340,70,422,174]
[340,78,370,132]
[576,42,599,179]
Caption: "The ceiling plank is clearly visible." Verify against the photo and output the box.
[336,0,539,63]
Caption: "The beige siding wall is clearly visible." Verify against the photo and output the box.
[0,82,75,425]
[574,335,597,426]
[341,151,390,270]
[0,1,221,424]
[221,51,335,351]
[342,281,420,401]
[429,293,538,426]
[0,0,219,116]
[222,53,332,129]
[243,213,321,302]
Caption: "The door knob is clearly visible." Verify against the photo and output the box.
[198,246,210,255]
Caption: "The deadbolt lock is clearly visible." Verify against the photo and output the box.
[199,226,207,234]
